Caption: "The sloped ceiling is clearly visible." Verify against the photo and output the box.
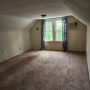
[0,14,35,31]
[0,0,90,25]
[0,0,71,18]
[63,0,90,24]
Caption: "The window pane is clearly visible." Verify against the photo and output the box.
[55,21,62,41]
[45,22,53,41]
[45,31,53,41]
[45,22,52,31]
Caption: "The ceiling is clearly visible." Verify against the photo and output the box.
[0,0,71,18]
[0,0,90,23]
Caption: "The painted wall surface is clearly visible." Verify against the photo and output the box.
[30,20,41,50]
[30,20,63,50]
[30,16,86,51]
[67,16,86,52]
[45,42,63,50]
[87,25,90,78]
[0,15,33,62]
[0,30,31,62]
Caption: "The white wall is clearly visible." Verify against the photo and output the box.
[0,30,31,62]
[45,42,63,50]
[30,20,63,50]
[67,16,86,52]
[87,25,90,78]
[30,16,86,51]
[0,15,34,62]
[30,20,41,50]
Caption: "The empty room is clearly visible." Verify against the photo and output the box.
[0,0,90,90]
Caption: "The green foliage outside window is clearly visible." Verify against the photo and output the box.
[45,22,53,41]
[45,20,62,41]
[56,21,62,41]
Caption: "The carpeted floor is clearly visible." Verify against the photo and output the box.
[0,50,90,90]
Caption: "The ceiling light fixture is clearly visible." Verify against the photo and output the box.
[41,14,47,18]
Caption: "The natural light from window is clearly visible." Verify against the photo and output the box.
[45,19,62,41]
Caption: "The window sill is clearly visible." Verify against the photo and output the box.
[45,41,62,43]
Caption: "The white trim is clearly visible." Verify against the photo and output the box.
[45,41,62,43]
[45,17,62,22]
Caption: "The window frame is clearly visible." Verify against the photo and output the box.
[45,18,62,42]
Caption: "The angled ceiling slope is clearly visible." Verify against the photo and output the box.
[0,0,71,18]
[0,0,90,24]
[0,14,36,31]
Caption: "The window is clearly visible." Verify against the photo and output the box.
[45,18,62,41]
[55,20,62,41]
[45,21,53,41]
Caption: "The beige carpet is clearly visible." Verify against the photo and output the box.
[0,50,90,90]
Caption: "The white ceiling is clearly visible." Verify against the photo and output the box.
[0,0,71,18]
[0,0,90,23]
